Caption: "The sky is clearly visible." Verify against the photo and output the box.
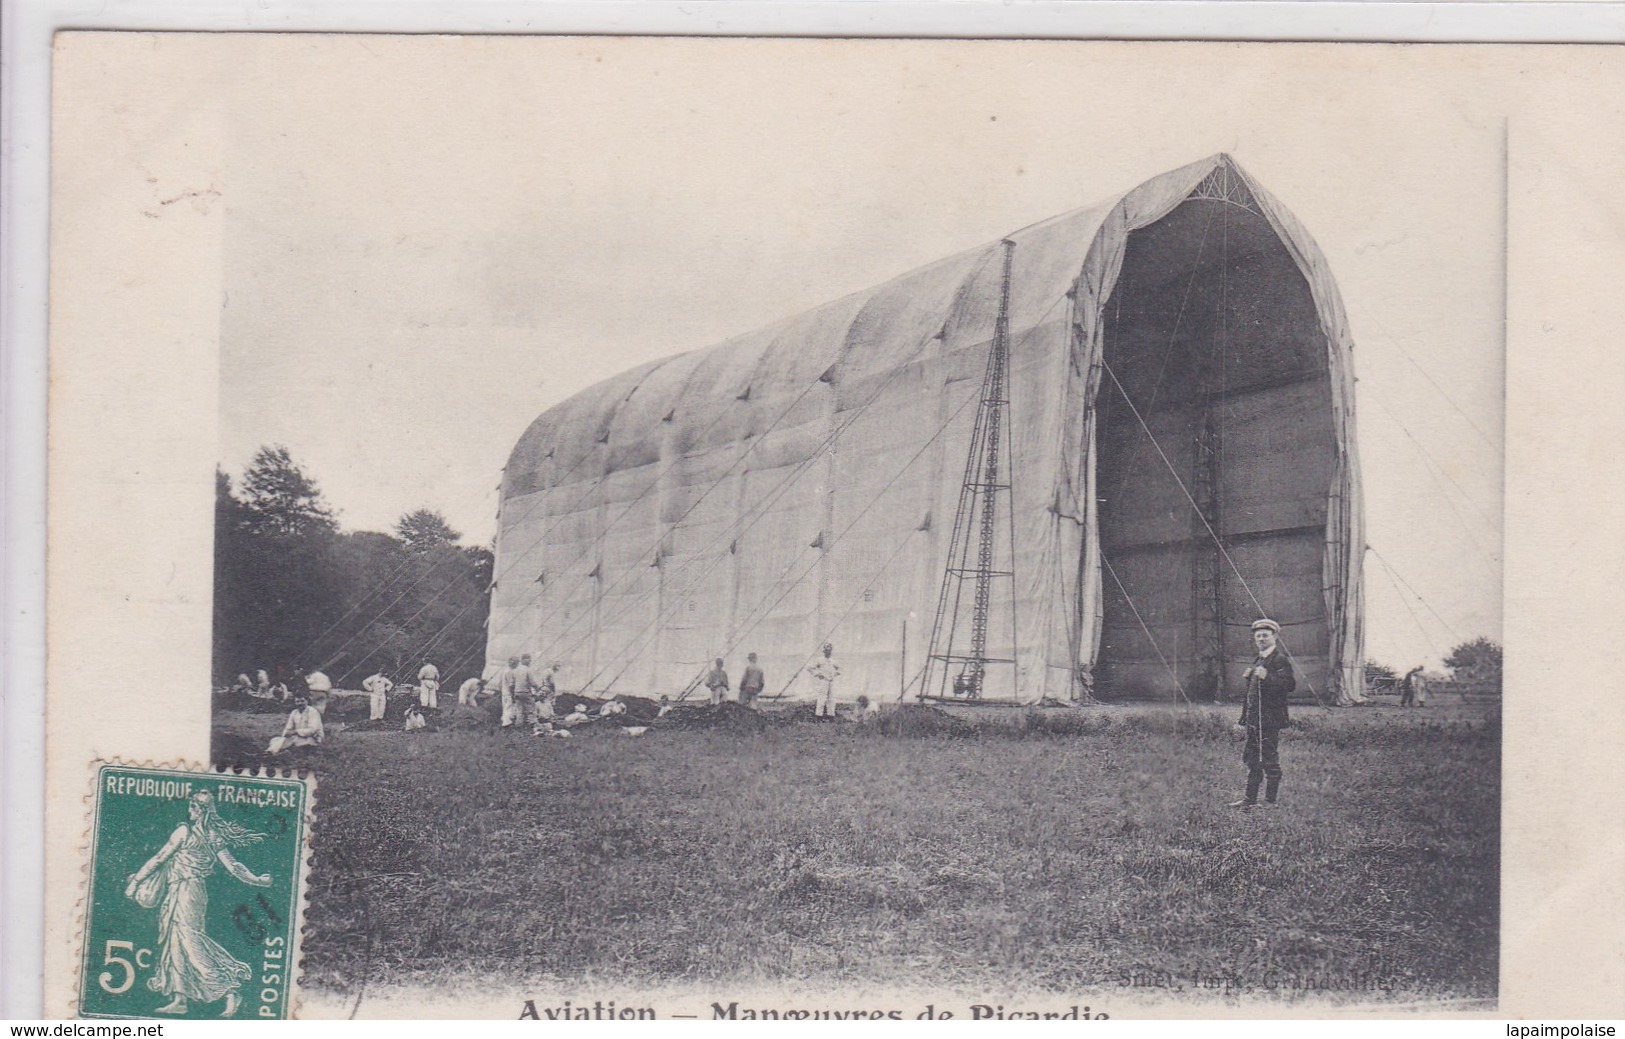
[215,37,1505,670]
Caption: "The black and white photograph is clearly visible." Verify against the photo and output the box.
[46,32,1623,1020]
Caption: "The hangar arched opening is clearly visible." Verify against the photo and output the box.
[487,154,1363,707]
[1094,168,1339,703]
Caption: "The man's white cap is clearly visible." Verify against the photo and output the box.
[1251,618,1281,634]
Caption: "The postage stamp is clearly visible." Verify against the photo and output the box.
[75,763,313,1020]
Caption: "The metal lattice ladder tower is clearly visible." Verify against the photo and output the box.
[921,239,1020,702]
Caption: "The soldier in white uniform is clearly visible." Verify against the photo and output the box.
[417,662,441,709]
[807,643,841,718]
[498,656,520,728]
[362,672,394,721]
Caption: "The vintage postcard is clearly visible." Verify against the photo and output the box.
[43,34,1625,1018]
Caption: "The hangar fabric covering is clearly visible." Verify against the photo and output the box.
[490,154,1364,705]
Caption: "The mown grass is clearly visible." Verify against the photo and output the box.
[215,703,1498,1004]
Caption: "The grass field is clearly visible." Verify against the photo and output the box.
[215,699,1499,1008]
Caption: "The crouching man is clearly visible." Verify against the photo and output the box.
[268,695,324,755]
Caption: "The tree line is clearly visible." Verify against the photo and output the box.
[214,445,492,689]
[1365,636,1503,691]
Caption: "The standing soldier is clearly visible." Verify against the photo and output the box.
[739,652,765,707]
[417,661,441,710]
[536,663,560,726]
[362,671,394,721]
[1232,618,1294,809]
[513,654,539,728]
[704,658,730,706]
[807,643,841,719]
[498,656,521,728]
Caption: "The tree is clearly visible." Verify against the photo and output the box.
[213,469,252,681]
[1444,637,1502,687]
[212,448,493,687]
[240,445,337,537]
[213,448,344,682]
[464,544,494,594]
[298,529,493,688]
[395,509,461,554]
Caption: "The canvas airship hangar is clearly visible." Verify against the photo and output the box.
[488,154,1364,708]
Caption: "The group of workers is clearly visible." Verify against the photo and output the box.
[230,667,320,703]
[256,660,446,754]
[484,653,562,730]
[250,639,882,755]
[700,642,876,720]
[359,662,449,719]
[245,619,1397,816]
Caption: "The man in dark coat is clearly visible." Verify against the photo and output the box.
[1399,665,1422,707]
[1233,617,1295,808]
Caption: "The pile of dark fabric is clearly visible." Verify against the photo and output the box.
[441,698,501,731]
[552,693,601,717]
[660,700,768,734]
[615,695,662,723]
[547,694,660,728]
[876,703,975,738]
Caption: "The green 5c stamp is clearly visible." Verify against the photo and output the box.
[78,763,313,1020]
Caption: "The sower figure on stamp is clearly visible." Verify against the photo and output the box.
[124,791,271,1017]
[1233,617,1294,809]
